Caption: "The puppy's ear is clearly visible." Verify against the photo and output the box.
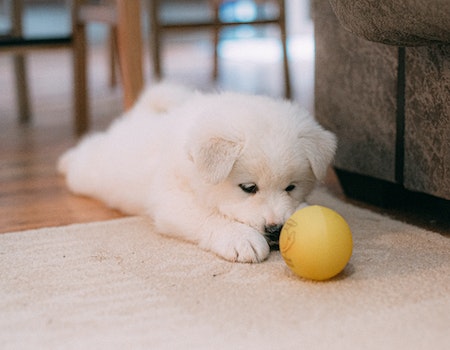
[300,128,337,181]
[189,137,243,184]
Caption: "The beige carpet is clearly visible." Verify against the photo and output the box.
[1,187,449,350]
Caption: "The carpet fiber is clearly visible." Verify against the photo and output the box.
[1,187,449,349]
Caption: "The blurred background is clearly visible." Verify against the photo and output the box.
[0,0,313,131]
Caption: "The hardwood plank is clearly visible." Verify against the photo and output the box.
[0,121,124,234]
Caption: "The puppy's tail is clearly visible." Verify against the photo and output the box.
[135,81,194,114]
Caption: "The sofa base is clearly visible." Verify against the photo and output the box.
[335,168,450,230]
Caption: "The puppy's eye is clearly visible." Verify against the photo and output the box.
[285,184,296,192]
[239,183,259,194]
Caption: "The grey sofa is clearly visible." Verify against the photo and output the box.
[312,0,449,218]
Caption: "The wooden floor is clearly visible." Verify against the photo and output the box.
[1,31,448,235]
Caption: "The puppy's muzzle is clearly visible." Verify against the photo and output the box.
[264,224,283,250]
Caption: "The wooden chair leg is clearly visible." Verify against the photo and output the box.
[279,0,291,99]
[212,0,220,80]
[148,0,162,79]
[12,0,31,123]
[116,0,144,109]
[13,54,31,123]
[73,20,89,136]
[108,26,118,88]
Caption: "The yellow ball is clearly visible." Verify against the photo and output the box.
[280,205,353,281]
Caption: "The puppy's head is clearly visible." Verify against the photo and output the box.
[187,93,336,248]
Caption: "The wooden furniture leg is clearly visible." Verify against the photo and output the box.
[279,0,291,99]
[12,0,31,123]
[108,26,118,87]
[212,0,220,79]
[72,0,89,135]
[116,0,144,109]
[148,0,162,79]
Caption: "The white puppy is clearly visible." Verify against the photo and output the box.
[58,83,336,263]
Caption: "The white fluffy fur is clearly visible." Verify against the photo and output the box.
[58,83,336,263]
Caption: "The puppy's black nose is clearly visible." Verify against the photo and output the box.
[264,224,283,250]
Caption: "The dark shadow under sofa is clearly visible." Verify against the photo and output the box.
[311,0,450,222]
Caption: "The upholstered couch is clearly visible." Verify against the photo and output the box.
[311,0,450,216]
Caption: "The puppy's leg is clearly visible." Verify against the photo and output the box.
[197,217,271,263]
[151,201,270,263]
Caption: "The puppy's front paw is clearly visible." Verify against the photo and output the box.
[201,224,270,263]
